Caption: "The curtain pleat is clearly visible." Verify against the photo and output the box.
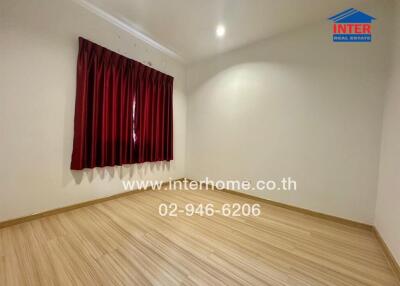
[70,37,173,170]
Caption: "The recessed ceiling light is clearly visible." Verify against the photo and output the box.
[216,25,226,38]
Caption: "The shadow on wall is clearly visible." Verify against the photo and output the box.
[69,161,171,185]
[187,14,389,95]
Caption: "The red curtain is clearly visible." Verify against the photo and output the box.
[70,37,173,170]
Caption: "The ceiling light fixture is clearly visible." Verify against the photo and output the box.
[216,25,226,38]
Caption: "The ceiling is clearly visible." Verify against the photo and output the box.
[79,0,369,63]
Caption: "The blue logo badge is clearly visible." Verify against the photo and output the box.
[328,8,376,42]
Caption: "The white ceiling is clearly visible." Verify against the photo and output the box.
[79,0,368,63]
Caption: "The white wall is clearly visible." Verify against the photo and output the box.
[0,0,186,221]
[0,0,397,233]
[375,1,400,265]
[185,3,392,224]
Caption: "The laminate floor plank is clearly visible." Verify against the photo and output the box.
[0,188,398,286]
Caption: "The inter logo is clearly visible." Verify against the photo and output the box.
[328,8,376,42]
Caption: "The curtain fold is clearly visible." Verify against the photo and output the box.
[71,37,173,170]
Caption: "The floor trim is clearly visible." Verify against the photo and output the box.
[212,184,400,284]
[373,227,400,284]
[0,178,183,229]
[0,178,372,232]
[215,188,373,230]
[1,177,399,283]
[183,177,373,231]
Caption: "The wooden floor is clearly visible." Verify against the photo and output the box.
[0,188,398,286]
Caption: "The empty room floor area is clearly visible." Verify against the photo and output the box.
[0,187,398,286]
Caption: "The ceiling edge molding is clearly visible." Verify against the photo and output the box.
[72,0,184,62]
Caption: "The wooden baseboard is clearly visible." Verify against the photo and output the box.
[1,177,371,231]
[373,227,400,284]
[0,178,184,229]
[215,188,373,230]
[1,177,398,283]
[181,178,372,231]
[189,179,399,283]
